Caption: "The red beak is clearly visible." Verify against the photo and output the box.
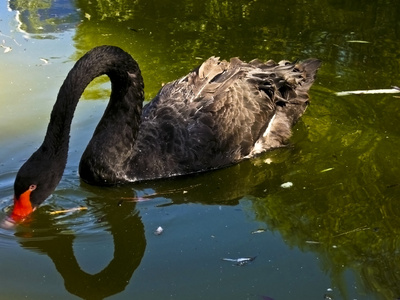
[11,189,35,221]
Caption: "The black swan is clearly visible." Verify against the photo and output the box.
[10,45,321,219]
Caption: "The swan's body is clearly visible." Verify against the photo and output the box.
[11,45,320,219]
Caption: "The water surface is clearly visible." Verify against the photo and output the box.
[1,0,400,299]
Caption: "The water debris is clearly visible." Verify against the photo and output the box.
[119,184,201,203]
[0,44,12,53]
[49,207,87,215]
[251,229,266,234]
[222,256,256,266]
[335,88,400,96]
[1,33,21,46]
[40,58,49,64]
[346,40,370,43]
[305,240,321,244]
[154,226,163,235]
[333,225,369,237]
[280,182,293,188]
[264,158,273,164]
[320,167,334,173]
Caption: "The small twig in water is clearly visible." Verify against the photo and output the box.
[49,207,87,215]
[333,226,370,237]
[305,226,370,244]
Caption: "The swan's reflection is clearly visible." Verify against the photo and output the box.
[9,157,266,299]
[15,194,146,300]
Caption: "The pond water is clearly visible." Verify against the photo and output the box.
[1,0,400,299]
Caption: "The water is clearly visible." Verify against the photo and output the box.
[1,0,400,299]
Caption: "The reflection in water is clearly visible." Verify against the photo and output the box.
[9,0,80,37]
[6,162,260,299]
[251,188,400,299]
[4,130,399,298]
[3,132,400,299]
[14,195,145,299]
[249,117,400,299]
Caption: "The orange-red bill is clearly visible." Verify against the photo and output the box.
[11,188,35,221]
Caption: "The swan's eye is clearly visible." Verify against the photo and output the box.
[29,184,37,191]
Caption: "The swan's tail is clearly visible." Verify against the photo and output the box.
[249,58,321,156]
[294,58,322,97]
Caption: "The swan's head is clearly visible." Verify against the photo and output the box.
[10,149,65,221]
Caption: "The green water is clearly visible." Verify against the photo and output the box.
[1,0,400,299]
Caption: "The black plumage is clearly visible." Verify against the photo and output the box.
[13,45,321,211]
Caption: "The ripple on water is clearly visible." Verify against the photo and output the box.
[0,169,113,247]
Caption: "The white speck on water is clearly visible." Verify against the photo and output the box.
[280,182,293,188]
[154,226,163,235]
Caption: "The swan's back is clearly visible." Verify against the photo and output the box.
[125,56,321,181]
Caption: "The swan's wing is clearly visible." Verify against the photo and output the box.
[136,57,320,176]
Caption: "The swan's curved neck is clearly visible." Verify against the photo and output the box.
[41,46,144,183]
